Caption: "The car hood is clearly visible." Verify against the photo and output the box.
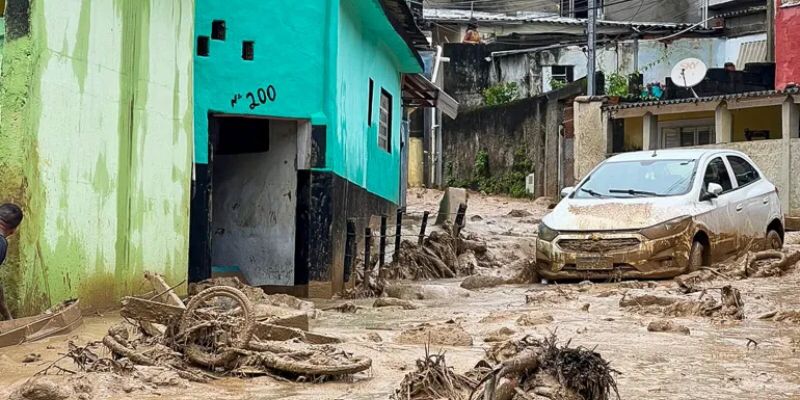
[542,197,696,231]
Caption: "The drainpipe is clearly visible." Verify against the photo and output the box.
[767,0,775,62]
[558,123,564,192]
[430,46,445,187]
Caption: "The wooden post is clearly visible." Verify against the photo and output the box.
[454,203,467,237]
[362,227,373,291]
[418,211,430,246]
[343,220,356,284]
[393,207,403,262]
[379,215,387,271]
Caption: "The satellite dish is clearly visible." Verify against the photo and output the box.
[671,58,707,88]
[670,58,707,99]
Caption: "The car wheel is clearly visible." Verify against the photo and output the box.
[688,241,705,272]
[767,229,783,250]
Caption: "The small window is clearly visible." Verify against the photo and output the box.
[212,20,226,41]
[368,79,375,126]
[727,155,760,187]
[661,125,715,148]
[703,157,733,192]
[561,0,600,18]
[197,36,210,57]
[378,90,392,153]
[242,41,254,61]
[550,65,574,85]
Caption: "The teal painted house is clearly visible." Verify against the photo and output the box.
[191,0,452,297]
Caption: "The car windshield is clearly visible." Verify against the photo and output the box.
[574,159,697,198]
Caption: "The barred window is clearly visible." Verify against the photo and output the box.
[378,90,392,153]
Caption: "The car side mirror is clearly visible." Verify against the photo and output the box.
[560,186,575,198]
[701,182,723,201]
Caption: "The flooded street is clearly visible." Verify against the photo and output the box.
[3,190,800,399]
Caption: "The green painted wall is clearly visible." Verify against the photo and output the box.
[334,0,420,203]
[194,0,421,203]
[0,0,194,314]
[193,0,329,164]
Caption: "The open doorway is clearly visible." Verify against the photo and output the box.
[189,115,299,289]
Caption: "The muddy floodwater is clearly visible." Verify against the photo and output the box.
[2,190,800,399]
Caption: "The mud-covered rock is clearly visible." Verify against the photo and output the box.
[10,377,71,400]
[460,275,507,290]
[396,322,473,346]
[507,209,532,218]
[484,327,516,342]
[373,297,419,310]
[516,313,554,327]
[385,283,471,300]
[647,320,690,335]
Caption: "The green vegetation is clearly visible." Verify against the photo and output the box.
[549,78,567,91]
[482,82,518,106]
[447,148,532,198]
[605,72,628,97]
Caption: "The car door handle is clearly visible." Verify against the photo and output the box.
[763,197,770,205]
[736,204,744,212]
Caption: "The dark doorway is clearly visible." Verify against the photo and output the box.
[188,115,298,287]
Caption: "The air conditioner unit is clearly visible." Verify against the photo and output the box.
[526,173,536,194]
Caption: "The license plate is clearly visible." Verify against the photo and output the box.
[576,257,613,270]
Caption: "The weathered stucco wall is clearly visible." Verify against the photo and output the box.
[442,97,544,195]
[0,0,194,314]
[211,120,297,287]
[790,139,800,217]
[572,99,606,182]
[442,90,576,198]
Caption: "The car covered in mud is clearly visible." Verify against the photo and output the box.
[535,149,783,281]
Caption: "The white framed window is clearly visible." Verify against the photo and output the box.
[551,65,574,84]
[378,89,392,153]
[659,119,714,148]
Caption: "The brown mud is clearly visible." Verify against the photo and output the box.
[2,190,800,399]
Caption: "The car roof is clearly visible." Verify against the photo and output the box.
[606,148,745,162]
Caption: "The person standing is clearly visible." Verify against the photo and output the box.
[0,203,23,321]
[463,22,481,44]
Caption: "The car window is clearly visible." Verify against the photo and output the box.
[574,159,697,198]
[727,155,760,187]
[703,157,733,192]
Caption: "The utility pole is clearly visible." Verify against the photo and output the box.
[767,0,775,62]
[587,0,597,96]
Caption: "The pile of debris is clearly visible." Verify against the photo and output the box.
[675,249,800,291]
[383,224,493,281]
[393,334,619,400]
[52,273,371,385]
[619,285,744,320]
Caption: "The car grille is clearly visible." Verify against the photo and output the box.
[557,238,641,253]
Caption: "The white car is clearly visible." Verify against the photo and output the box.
[535,149,783,280]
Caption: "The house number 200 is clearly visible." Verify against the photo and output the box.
[246,85,277,110]
[230,85,277,110]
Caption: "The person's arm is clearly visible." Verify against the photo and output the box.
[0,236,7,266]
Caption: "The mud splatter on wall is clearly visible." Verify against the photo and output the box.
[0,0,194,314]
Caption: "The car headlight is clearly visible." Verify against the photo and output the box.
[538,222,559,242]
[640,216,692,240]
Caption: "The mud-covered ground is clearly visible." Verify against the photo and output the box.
[3,189,800,399]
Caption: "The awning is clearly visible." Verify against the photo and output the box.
[402,73,459,119]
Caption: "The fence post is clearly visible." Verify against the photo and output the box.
[343,219,356,284]
[379,214,387,272]
[362,227,373,291]
[454,203,467,237]
[418,211,430,246]
[393,207,403,262]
